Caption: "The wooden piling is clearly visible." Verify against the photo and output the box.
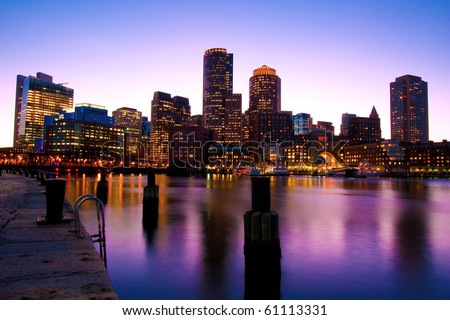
[143,171,159,226]
[244,176,281,300]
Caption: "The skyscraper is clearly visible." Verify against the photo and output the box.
[390,75,429,143]
[16,72,74,148]
[249,65,281,114]
[248,65,282,142]
[224,94,242,144]
[202,48,233,143]
[13,75,26,148]
[150,91,191,166]
[113,107,143,161]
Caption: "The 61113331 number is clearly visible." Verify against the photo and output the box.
[264,305,327,316]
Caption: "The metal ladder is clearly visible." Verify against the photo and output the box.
[74,194,107,269]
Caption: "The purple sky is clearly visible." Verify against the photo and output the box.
[0,0,449,147]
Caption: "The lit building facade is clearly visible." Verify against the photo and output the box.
[44,105,124,166]
[390,74,429,143]
[202,48,233,143]
[13,75,26,148]
[16,72,74,148]
[347,107,381,144]
[404,140,450,175]
[343,140,406,174]
[173,96,191,126]
[224,94,242,144]
[150,91,191,166]
[112,107,143,162]
[248,65,282,142]
[293,113,312,135]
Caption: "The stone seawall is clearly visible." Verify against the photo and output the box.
[0,174,117,299]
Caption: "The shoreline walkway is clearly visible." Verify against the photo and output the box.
[0,173,117,299]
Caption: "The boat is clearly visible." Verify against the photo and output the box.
[269,164,290,176]
[233,166,249,176]
[358,161,381,177]
[249,167,261,176]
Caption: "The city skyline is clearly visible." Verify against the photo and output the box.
[1,1,449,148]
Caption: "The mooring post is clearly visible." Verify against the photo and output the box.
[244,176,281,300]
[96,170,108,205]
[143,171,159,226]
[37,178,71,224]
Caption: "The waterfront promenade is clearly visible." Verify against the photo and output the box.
[0,173,117,299]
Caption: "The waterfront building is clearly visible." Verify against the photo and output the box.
[340,113,357,137]
[202,48,233,143]
[150,91,191,166]
[404,140,450,176]
[293,113,312,135]
[343,140,406,174]
[16,72,74,148]
[248,65,282,142]
[347,106,381,144]
[44,105,124,166]
[390,74,429,143]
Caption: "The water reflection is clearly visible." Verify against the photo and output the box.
[64,174,450,299]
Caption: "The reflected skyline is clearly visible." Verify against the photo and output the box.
[65,174,450,299]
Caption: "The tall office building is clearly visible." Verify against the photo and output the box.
[293,113,313,135]
[150,91,191,166]
[13,75,26,147]
[390,75,429,143]
[202,48,233,143]
[249,65,281,114]
[224,94,242,144]
[15,72,73,148]
[112,107,143,139]
[173,96,191,126]
[248,65,282,142]
[113,107,143,161]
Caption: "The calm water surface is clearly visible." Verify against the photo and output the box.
[65,174,450,299]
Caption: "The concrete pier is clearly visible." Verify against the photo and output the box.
[0,174,117,299]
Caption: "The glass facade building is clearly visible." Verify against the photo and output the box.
[202,48,233,143]
[293,113,313,136]
[390,75,429,143]
[44,105,124,165]
[17,73,74,148]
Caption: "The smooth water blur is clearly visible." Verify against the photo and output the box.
[65,174,450,299]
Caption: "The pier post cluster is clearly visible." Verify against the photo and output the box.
[244,177,281,299]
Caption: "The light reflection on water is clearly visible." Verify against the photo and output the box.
[65,174,450,299]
